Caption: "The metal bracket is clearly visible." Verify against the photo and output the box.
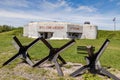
[70,39,120,80]
[3,36,41,66]
[33,38,75,76]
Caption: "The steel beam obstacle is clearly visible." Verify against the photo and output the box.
[70,39,120,80]
[33,38,75,76]
[3,36,41,66]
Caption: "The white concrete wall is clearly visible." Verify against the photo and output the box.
[23,22,98,39]
[81,24,97,39]
[67,24,83,33]
[35,22,68,39]
[51,26,67,39]
[28,22,39,38]
[23,25,29,37]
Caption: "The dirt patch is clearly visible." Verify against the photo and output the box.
[0,62,120,80]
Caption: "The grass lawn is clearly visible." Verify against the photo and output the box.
[0,29,120,80]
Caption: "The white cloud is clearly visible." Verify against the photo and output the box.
[0,0,120,30]
[0,8,116,29]
[37,0,72,12]
[0,9,59,21]
[77,6,97,12]
[38,0,97,13]
[0,10,37,19]
[109,0,114,2]
[0,0,31,7]
[117,2,120,5]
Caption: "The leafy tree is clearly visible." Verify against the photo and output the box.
[0,25,14,33]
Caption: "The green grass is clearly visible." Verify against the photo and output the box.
[98,30,120,39]
[0,29,120,79]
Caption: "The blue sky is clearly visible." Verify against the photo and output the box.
[0,0,120,30]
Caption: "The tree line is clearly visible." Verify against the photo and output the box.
[0,25,22,33]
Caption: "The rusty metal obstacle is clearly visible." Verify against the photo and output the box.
[70,39,120,80]
[33,38,75,76]
[3,36,75,76]
[2,36,119,79]
[2,36,41,66]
